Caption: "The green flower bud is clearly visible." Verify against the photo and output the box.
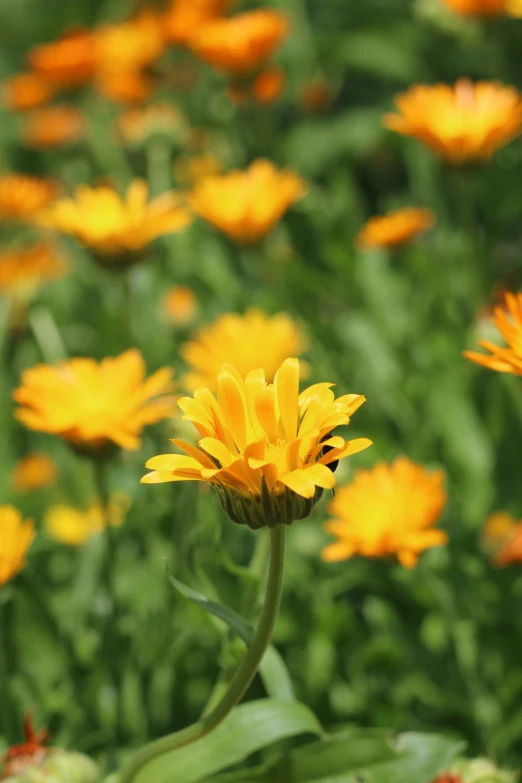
[3,749,99,783]
[216,482,324,530]
[450,757,517,783]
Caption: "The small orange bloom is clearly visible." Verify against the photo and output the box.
[0,506,35,586]
[22,105,84,149]
[96,68,154,105]
[11,453,57,492]
[28,28,97,87]
[0,242,67,300]
[2,717,49,778]
[464,291,522,375]
[384,79,522,164]
[442,0,522,15]
[190,9,289,74]
[0,174,58,223]
[3,72,55,111]
[356,208,435,251]
[483,512,522,566]
[189,159,306,243]
[252,67,284,104]
[164,0,233,45]
[95,13,165,74]
[300,79,333,113]
[163,286,198,326]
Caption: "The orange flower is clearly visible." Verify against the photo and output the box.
[95,13,165,74]
[252,67,284,104]
[0,174,58,223]
[300,79,333,113]
[96,68,155,105]
[3,72,55,111]
[0,242,67,299]
[356,208,435,250]
[322,457,447,568]
[28,28,97,87]
[164,0,233,45]
[163,286,198,326]
[13,349,176,452]
[442,0,522,15]
[0,506,35,585]
[383,79,522,164]
[483,512,522,566]
[189,159,306,243]
[464,291,522,375]
[190,9,289,74]
[11,453,57,492]
[22,105,84,149]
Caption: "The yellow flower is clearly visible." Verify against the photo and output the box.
[142,357,371,530]
[0,174,58,223]
[163,286,198,326]
[94,13,165,74]
[2,72,55,111]
[189,159,306,243]
[483,512,522,566]
[464,291,522,375]
[189,9,289,74]
[181,309,307,391]
[39,180,191,266]
[0,506,35,585]
[13,349,176,453]
[28,28,98,87]
[356,208,435,250]
[164,0,233,45]
[441,0,522,15]
[11,453,57,492]
[0,242,67,300]
[45,494,129,546]
[322,457,447,568]
[383,79,522,164]
[22,105,84,149]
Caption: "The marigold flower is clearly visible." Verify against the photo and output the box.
[164,0,233,45]
[117,103,187,147]
[163,286,198,326]
[464,291,522,375]
[11,453,57,492]
[0,242,67,300]
[383,79,522,164]
[0,174,58,223]
[13,349,176,452]
[441,0,522,16]
[45,493,129,547]
[251,67,284,104]
[39,180,191,266]
[28,28,97,87]
[356,208,435,251]
[189,159,306,243]
[94,13,165,74]
[322,457,447,568]
[483,512,522,567]
[142,358,371,529]
[189,10,289,74]
[0,506,35,586]
[96,68,155,105]
[22,105,84,149]
[3,72,55,111]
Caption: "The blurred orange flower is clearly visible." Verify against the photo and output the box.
[0,506,35,585]
[0,242,67,299]
[45,493,129,546]
[13,349,176,452]
[0,174,58,223]
[3,72,54,111]
[252,67,284,104]
[464,291,522,375]
[442,0,522,15]
[95,13,165,74]
[190,9,289,74]
[163,286,198,326]
[322,457,447,568]
[483,512,522,566]
[22,105,84,149]
[117,103,187,146]
[28,28,97,87]
[383,79,522,164]
[300,79,333,113]
[96,68,154,105]
[356,208,435,250]
[189,159,306,243]
[180,308,307,391]
[164,0,233,45]
[11,453,57,492]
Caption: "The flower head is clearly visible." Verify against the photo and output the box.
[3,72,55,111]
[464,291,522,375]
[94,13,165,75]
[11,453,57,492]
[13,349,176,453]
[28,28,97,87]
[322,457,447,568]
[96,68,154,105]
[356,208,435,250]
[163,286,198,326]
[0,174,58,223]
[181,309,307,391]
[483,512,522,566]
[251,67,284,104]
[164,0,233,45]
[0,242,67,300]
[39,180,191,266]
[2,717,49,778]
[0,506,35,585]
[22,105,84,149]
[142,358,371,530]
[45,494,129,546]
[441,0,522,16]
[189,159,306,243]
[189,10,289,74]
[383,79,522,164]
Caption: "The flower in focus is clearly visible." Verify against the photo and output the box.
[189,10,289,74]
[28,28,97,87]
[464,291,522,375]
[2,717,49,778]
[251,67,284,104]
[39,180,191,266]
[383,79,522,164]
[45,493,129,547]
[483,512,522,566]
[2,72,55,111]
[142,358,371,529]
[0,174,58,223]
[189,159,306,243]
[0,242,67,301]
[181,309,307,391]
[22,105,85,149]
[164,0,233,45]
[0,506,35,586]
[117,103,187,147]
[441,0,522,16]
[13,349,176,452]
[356,208,435,251]
[163,286,198,326]
[322,457,447,568]
[11,453,57,492]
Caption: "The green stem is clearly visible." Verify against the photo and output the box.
[0,597,17,744]
[452,167,487,297]
[146,138,172,197]
[120,525,286,783]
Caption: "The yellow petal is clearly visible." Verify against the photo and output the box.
[145,454,205,471]
[274,357,299,442]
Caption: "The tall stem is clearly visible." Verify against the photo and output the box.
[0,597,17,744]
[120,525,286,783]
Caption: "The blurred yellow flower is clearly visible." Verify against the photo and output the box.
[142,358,371,529]
[322,457,447,568]
[483,512,522,566]
[251,67,285,104]
[190,9,289,74]
[117,103,187,147]
[464,291,522,375]
[28,28,98,87]
[356,208,435,251]
[11,453,57,492]
[0,506,35,585]
[3,72,55,111]
[189,159,306,243]
[174,153,222,186]
[94,13,165,74]
[163,286,198,326]
[442,0,522,15]
[383,79,522,164]
[164,0,233,45]
[0,174,58,223]
[13,349,176,452]
[39,180,191,266]
[45,494,129,546]
[181,309,307,391]
[22,105,84,149]
[0,242,67,299]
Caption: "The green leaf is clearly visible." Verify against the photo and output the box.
[134,699,323,783]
